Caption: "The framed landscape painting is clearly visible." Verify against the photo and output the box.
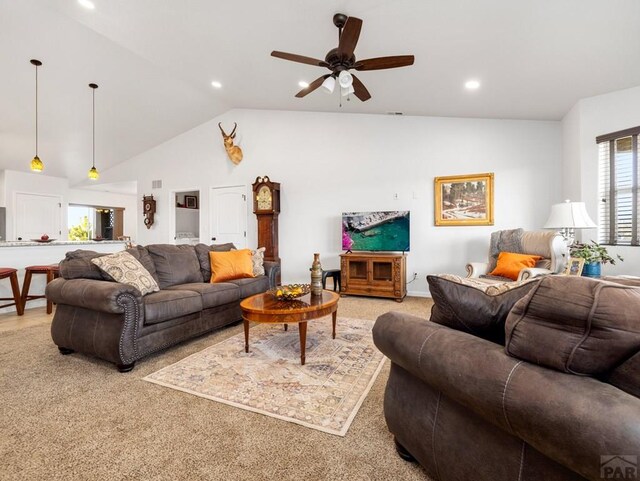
[434,172,494,226]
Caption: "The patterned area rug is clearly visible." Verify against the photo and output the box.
[143,317,385,436]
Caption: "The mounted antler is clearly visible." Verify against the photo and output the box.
[218,122,243,165]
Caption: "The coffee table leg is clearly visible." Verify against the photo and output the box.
[332,311,337,339]
[284,323,288,331]
[299,321,307,365]
[244,319,249,353]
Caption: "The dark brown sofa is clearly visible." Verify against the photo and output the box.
[373,276,640,481]
[46,244,279,372]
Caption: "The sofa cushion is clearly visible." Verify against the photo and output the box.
[125,245,159,283]
[227,276,270,298]
[505,276,640,375]
[166,282,240,309]
[427,274,539,344]
[209,249,255,282]
[147,244,202,289]
[194,243,236,282]
[59,250,109,280]
[143,289,203,325]
[91,251,160,296]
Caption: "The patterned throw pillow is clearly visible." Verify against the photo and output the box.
[251,247,266,276]
[91,251,160,295]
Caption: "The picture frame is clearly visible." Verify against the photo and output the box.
[564,257,585,276]
[434,172,494,226]
[184,195,198,209]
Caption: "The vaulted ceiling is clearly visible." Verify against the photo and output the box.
[1,0,639,185]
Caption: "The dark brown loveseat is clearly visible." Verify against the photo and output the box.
[46,244,279,372]
[373,276,640,481]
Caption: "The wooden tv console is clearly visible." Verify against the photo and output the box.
[339,252,406,302]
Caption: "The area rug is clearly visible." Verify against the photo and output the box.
[143,316,385,436]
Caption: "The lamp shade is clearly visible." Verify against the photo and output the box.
[338,70,353,88]
[321,76,335,94]
[341,84,355,97]
[544,200,597,229]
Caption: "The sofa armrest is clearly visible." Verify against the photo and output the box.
[517,267,553,281]
[466,262,489,278]
[373,311,640,481]
[264,261,280,289]
[46,278,143,314]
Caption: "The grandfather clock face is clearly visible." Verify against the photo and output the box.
[256,185,272,211]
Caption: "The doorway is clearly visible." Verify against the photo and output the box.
[173,190,200,244]
[210,185,247,248]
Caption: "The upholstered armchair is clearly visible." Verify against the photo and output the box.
[467,229,566,282]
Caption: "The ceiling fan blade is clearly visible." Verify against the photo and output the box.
[354,55,415,71]
[295,74,330,98]
[337,16,362,59]
[350,74,371,102]
[271,51,329,68]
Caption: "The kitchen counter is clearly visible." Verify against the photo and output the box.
[0,240,125,247]
[0,240,127,314]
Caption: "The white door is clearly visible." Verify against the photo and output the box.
[15,193,62,241]
[210,186,247,248]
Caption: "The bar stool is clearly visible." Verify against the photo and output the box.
[0,268,24,315]
[21,265,60,314]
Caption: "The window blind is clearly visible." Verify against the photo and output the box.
[597,127,640,245]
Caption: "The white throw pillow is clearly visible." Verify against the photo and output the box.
[251,247,266,276]
[91,251,159,295]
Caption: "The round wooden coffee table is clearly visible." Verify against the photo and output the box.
[240,290,340,365]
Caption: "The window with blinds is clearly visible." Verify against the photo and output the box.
[597,126,640,245]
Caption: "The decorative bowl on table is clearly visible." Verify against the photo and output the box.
[269,283,311,301]
[31,238,56,243]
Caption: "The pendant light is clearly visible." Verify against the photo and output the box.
[30,59,44,173]
[88,83,99,180]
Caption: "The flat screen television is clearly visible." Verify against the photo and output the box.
[342,211,410,252]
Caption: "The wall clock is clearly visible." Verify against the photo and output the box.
[252,176,280,268]
[143,195,156,229]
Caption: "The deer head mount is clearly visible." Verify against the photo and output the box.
[218,122,243,165]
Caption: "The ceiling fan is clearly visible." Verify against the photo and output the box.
[271,13,415,102]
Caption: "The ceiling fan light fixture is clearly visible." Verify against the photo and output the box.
[338,70,353,88]
[298,81,309,89]
[321,76,335,94]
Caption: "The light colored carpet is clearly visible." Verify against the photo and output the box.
[1,295,433,481]
[145,317,385,436]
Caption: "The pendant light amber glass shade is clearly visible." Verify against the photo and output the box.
[88,83,99,180]
[30,59,43,172]
[31,156,43,173]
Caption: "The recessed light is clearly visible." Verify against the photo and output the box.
[465,80,480,90]
[78,0,96,9]
[298,81,309,89]
[211,81,222,89]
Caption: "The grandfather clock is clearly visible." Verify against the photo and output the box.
[252,176,281,266]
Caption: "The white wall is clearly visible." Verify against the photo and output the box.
[0,170,137,242]
[98,109,562,296]
[561,86,640,275]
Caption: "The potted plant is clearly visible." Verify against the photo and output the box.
[569,240,623,277]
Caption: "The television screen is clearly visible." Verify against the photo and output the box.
[342,211,410,252]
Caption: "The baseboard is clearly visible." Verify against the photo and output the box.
[407,290,431,298]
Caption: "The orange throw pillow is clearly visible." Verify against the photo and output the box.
[209,249,255,283]
[489,252,542,281]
